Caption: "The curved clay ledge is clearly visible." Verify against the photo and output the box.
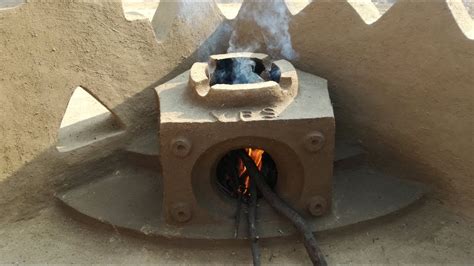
[57,159,426,240]
[189,52,299,107]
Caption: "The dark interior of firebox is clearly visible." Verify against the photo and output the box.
[210,58,281,86]
[216,148,278,203]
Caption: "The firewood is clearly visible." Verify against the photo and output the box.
[247,178,260,266]
[237,150,327,266]
[234,195,242,239]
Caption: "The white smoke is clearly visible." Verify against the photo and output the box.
[227,0,298,60]
[174,0,233,60]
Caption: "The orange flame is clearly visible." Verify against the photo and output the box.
[238,148,264,195]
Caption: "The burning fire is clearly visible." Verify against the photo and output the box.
[238,148,264,195]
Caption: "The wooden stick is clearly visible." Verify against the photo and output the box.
[234,195,242,238]
[237,151,327,266]
[247,177,261,266]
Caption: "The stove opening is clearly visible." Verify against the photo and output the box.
[216,148,278,202]
[210,58,281,86]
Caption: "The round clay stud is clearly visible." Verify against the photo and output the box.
[170,203,192,223]
[303,131,325,152]
[171,137,192,157]
[307,196,327,217]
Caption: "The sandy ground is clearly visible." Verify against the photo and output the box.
[0,197,472,264]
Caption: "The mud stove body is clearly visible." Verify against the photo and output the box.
[157,53,334,236]
[58,53,425,240]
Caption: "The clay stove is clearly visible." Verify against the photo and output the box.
[58,52,425,241]
[156,52,335,237]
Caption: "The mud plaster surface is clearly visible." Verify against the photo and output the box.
[225,0,474,221]
[0,1,473,263]
[284,1,474,218]
[0,198,472,264]
[0,1,228,224]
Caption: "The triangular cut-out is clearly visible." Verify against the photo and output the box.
[448,0,474,40]
[463,0,474,19]
[347,0,382,25]
[371,0,396,15]
[216,0,243,19]
[285,0,312,15]
[122,0,160,21]
[57,87,124,152]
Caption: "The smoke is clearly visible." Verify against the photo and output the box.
[227,0,298,60]
[173,0,233,61]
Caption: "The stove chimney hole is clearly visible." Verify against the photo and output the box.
[210,58,281,86]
